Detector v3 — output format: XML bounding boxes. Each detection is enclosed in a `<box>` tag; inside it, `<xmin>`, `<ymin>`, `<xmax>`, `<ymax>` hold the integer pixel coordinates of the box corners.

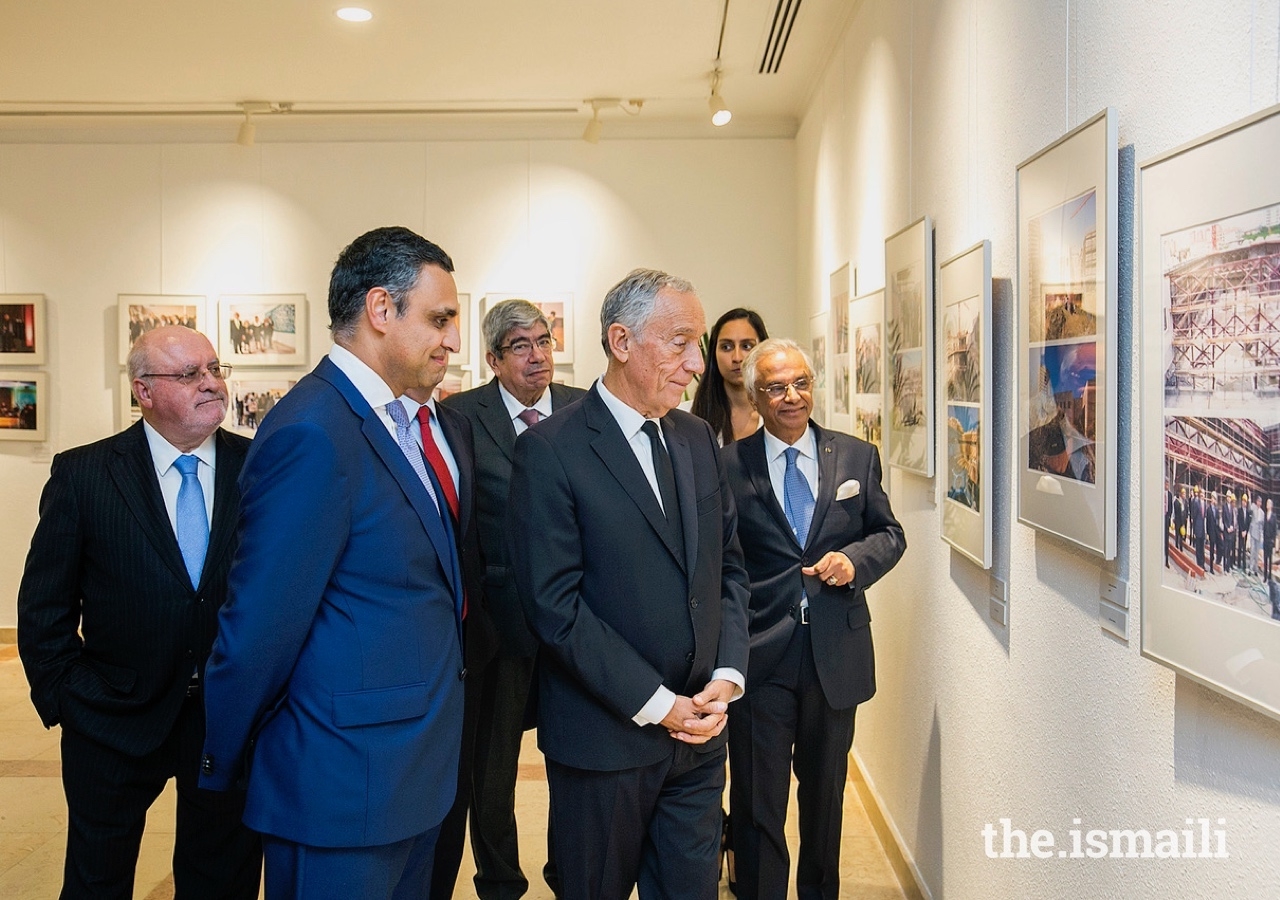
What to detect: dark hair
<box><xmin>328</xmin><ymin>226</ymin><xmax>454</xmax><ymax>339</ymax></box>
<box><xmin>690</xmin><ymin>307</ymin><xmax>768</xmax><ymax>444</ymax></box>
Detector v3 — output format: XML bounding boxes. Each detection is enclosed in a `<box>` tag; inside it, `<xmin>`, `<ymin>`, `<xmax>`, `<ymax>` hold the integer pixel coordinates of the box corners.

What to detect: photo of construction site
<box><xmin>1161</xmin><ymin>202</ymin><xmax>1280</xmax><ymax>623</ymax></box>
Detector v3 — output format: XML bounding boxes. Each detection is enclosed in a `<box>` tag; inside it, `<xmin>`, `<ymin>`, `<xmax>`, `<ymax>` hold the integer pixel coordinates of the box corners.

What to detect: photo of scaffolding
<box><xmin>1161</xmin><ymin>202</ymin><xmax>1280</xmax><ymax>624</ymax></box>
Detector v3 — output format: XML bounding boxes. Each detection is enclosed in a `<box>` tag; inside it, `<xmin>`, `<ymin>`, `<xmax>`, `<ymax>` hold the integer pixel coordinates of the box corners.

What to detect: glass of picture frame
<box><xmin>118</xmin><ymin>295</ymin><xmax>206</xmax><ymax>366</ymax></box>
<box><xmin>849</xmin><ymin>289</ymin><xmax>885</xmax><ymax>455</ymax></box>
<box><xmin>223</xmin><ymin>374</ymin><xmax>302</xmax><ymax>437</ymax></box>
<box><xmin>0</xmin><ymin>371</ymin><xmax>48</xmax><ymax>442</ymax></box>
<box><xmin>809</xmin><ymin>310</ymin><xmax>829</xmax><ymax>427</ymax></box>
<box><xmin>1016</xmin><ymin>109</ymin><xmax>1117</xmax><ymax>559</ymax></box>
<box><xmin>828</xmin><ymin>263</ymin><xmax>853</xmax><ymax>433</ymax></box>
<box><xmin>1140</xmin><ymin>102</ymin><xmax>1280</xmax><ymax>721</ymax></box>
<box><xmin>0</xmin><ymin>294</ymin><xmax>47</xmax><ymax>365</ymax></box>
<box><xmin>219</xmin><ymin>295</ymin><xmax>308</xmax><ymax>367</ymax></box>
<box><xmin>885</xmin><ymin>216</ymin><xmax>935</xmax><ymax>477</ymax></box>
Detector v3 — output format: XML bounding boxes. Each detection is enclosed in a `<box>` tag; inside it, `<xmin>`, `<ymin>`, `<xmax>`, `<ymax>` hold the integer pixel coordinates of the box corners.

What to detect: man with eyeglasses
<box><xmin>721</xmin><ymin>338</ymin><xmax>904</xmax><ymax>900</ymax></box>
<box><xmin>17</xmin><ymin>325</ymin><xmax>262</xmax><ymax>899</ymax></box>
<box><xmin>440</xmin><ymin>298</ymin><xmax>585</xmax><ymax>899</ymax></box>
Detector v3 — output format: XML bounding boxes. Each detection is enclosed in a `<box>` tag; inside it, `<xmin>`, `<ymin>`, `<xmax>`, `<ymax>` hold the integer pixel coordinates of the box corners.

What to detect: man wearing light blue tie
<box><xmin>201</xmin><ymin>226</ymin><xmax>466</xmax><ymax>899</ymax></box>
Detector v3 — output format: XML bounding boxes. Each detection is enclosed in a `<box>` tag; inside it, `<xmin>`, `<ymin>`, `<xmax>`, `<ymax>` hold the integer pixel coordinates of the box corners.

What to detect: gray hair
<box><xmin>599</xmin><ymin>268</ymin><xmax>696</xmax><ymax>354</ymax></box>
<box><xmin>742</xmin><ymin>337</ymin><xmax>813</xmax><ymax>395</ymax></box>
<box><xmin>125</xmin><ymin>338</ymin><xmax>152</xmax><ymax>382</ymax></box>
<box><xmin>482</xmin><ymin>299</ymin><xmax>550</xmax><ymax>356</ymax></box>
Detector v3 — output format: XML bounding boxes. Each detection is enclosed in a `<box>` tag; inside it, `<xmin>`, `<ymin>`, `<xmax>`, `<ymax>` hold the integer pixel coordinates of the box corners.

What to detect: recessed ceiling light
<box><xmin>336</xmin><ymin>7</ymin><xmax>373</xmax><ymax>23</ymax></box>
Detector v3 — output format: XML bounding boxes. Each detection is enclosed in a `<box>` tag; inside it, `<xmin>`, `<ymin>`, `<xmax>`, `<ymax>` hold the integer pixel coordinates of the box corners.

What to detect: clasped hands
<box><xmin>660</xmin><ymin>679</ymin><xmax>736</xmax><ymax>744</ymax></box>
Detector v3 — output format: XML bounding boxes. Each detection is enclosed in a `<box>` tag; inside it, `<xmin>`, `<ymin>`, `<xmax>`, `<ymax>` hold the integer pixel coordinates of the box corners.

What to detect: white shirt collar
<box><xmin>595</xmin><ymin>377</ymin><xmax>656</xmax><ymax>442</ymax></box>
<box><xmin>498</xmin><ymin>380</ymin><xmax>553</xmax><ymax>422</ymax></box>
<box><xmin>762</xmin><ymin>424</ymin><xmax>816</xmax><ymax>463</ymax></box>
<box><xmin>328</xmin><ymin>342</ymin><xmax>397</xmax><ymax>413</ymax></box>
<box><xmin>142</xmin><ymin>420</ymin><xmax>217</xmax><ymax>476</ymax></box>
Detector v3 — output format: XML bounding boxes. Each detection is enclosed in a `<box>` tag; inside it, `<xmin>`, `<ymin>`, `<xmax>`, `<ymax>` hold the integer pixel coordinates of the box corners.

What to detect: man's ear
<box><xmin>485</xmin><ymin>350</ymin><xmax>500</xmax><ymax>371</ymax></box>
<box><xmin>366</xmin><ymin>287</ymin><xmax>395</xmax><ymax>334</ymax></box>
<box><xmin>132</xmin><ymin>377</ymin><xmax>155</xmax><ymax>411</ymax></box>
<box><xmin>606</xmin><ymin>323</ymin><xmax>630</xmax><ymax>363</ymax></box>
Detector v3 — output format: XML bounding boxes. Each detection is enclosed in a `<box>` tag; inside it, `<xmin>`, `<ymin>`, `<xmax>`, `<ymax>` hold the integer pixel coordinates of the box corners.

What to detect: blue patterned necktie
<box><xmin>386</xmin><ymin>399</ymin><xmax>441</xmax><ymax>512</ymax></box>
<box><xmin>174</xmin><ymin>454</ymin><xmax>209</xmax><ymax>589</ymax></box>
<box><xmin>783</xmin><ymin>446</ymin><xmax>815</xmax><ymax>547</ymax></box>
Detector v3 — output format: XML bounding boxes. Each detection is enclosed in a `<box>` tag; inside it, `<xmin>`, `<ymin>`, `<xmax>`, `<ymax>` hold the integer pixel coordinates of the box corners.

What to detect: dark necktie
<box><xmin>640</xmin><ymin>420</ymin><xmax>683</xmax><ymax>558</ymax></box>
<box><xmin>517</xmin><ymin>407</ymin><xmax>541</xmax><ymax>429</ymax></box>
<box><xmin>417</xmin><ymin>405</ymin><xmax>460</xmax><ymax>522</ymax></box>
<box><xmin>173</xmin><ymin>454</ymin><xmax>208</xmax><ymax>589</ymax></box>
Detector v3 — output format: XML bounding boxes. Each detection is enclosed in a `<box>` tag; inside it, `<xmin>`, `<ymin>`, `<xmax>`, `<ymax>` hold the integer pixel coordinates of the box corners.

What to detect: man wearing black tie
<box><xmin>17</xmin><ymin>325</ymin><xmax>261</xmax><ymax>899</ymax></box>
<box><xmin>508</xmin><ymin>269</ymin><xmax>750</xmax><ymax>899</ymax></box>
<box><xmin>441</xmin><ymin>298</ymin><xmax>585</xmax><ymax>898</ymax></box>
<box><xmin>722</xmin><ymin>338</ymin><xmax>905</xmax><ymax>900</ymax></box>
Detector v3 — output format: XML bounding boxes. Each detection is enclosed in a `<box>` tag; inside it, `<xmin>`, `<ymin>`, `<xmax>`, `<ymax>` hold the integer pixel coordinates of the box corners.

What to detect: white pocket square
<box><xmin>835</xmin><ymin>479</ymin><xmax>861</xmax><ymax>500</ymax></box>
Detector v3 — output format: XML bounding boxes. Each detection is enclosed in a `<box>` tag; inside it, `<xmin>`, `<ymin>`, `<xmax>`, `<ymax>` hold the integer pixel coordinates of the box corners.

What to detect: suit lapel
<box><xmin>108</xmin><ymin>421</ymin><xmax>192</xmax><ymax>588</ymax></box>
<box><xmin>742</xmin><ymin>430</ymin><xmax>800</xmax><ymax>550</ymax></box>
<box><xmin>584</xmin><ymin>389</ymin><xmax>684</xmax><ymax>568</ymax></box>
<box><xmin>202</xmin><ymin>429</ymin><xmax>244</xmax><ymax>589</ymax></box>
<box><xmin>806</xmin><ymin>424</ymin><xmax>836</xmax><ymax>552</ymax></box>
<box><xmin>476</xmin><ymin>378</ymin><xmax>518</xmax><ymax>465</ymax></box>
<box><xmin>664</xmin><ymin>418</ymin><xmax>695</xmax><ymax>575</ymax></box>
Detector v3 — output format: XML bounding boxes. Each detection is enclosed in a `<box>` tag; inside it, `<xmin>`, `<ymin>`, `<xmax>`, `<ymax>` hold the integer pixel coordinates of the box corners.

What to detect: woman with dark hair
<box><xmin>691</xmin><ymin>307</ymin><xmax>769</xmax><ymax>445</ymax></box>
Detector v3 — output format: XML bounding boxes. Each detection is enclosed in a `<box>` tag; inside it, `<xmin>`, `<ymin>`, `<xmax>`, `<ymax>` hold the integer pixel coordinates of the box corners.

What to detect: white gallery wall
<box><xmin>0</xmin><ymin>137</ymin><xmax>796</xmax><ymax>628</ymax></box>
<box><xmin>797</xmin><ymin>0</ymin><xmax>1280</xmax><ymax>897</ymax></box>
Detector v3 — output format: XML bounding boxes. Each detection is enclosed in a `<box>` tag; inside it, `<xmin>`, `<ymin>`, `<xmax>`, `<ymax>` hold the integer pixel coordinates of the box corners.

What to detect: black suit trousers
<box><xmin>728</xmin><ymin>623</ymin><xmax>856</xmax><ymax>900</ymax></box>
<box><xmin>59</xmin><ymin>694</ymin><xmax>261</xmax><ymax>900</ymax></box>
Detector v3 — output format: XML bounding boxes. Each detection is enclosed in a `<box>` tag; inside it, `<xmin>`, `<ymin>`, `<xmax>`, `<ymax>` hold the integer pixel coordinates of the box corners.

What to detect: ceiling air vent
<box><xmin>759</xmin><ymin>0</ymin><xmax>803</xmax><ymax>74</ymax></box>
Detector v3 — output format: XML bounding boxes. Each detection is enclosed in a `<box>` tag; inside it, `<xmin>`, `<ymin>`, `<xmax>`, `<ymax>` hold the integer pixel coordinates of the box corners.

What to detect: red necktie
<box><xmin>417</xmin><ymin>404</ymin><xmax>466</xmax><ymax>619</ymax></box>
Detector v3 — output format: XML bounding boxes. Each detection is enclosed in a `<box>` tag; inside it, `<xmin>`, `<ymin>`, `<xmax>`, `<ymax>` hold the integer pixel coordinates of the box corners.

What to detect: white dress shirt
<box><xmin>593</xmin><ymin>379</ymin><xmax>745</xmax><ymax>725</ymax></box>
<box><xmin>143</xmin><ymin>422</ymin><xmax>216</xmax><ymax>532</ymax></box>
<box><xmin>498</xmin><ymin>381</ymin><xmax>554</xmax><ymax>436</ymax></box>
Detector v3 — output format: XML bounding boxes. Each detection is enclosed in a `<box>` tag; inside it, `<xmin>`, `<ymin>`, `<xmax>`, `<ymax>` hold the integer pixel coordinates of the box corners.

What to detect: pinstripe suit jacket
<box><xmin>17</xmin><ymin>420</ymin><xmax>250</xmax><ymax>756</ymax></box>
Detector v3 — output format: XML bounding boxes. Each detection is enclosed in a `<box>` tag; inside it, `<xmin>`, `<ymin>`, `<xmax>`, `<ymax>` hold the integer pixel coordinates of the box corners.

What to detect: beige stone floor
<box><xmin>0</xmin><ymin>643</ymin><xmax>905</xmax><ymax>899</ymax></box>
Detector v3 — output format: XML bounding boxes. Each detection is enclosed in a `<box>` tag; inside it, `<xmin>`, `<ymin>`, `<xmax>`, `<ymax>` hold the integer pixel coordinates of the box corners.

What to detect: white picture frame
<box><xmin>219</xmin><ymin>294</ymin><xmax>308</xmax><ymax>367</ymax></box>
<box><xmin>885</xmin><ymin>216</ymin><xmax>935</xmax><ymax>476</ymax></box>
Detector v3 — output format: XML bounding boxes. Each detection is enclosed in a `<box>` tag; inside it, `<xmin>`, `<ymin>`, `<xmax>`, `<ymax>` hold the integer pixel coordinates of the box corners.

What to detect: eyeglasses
<box><xmin>756</xmin><ymin>377</ymin><xmax>812</xmax><ymax>400</ymax></box>
<box><xmin>140</xmin><ymin>364</ymin><xmax>233</xmax><ymax>386</ymax></box>
<box><xmin>497</xmin><ymin>335</ymin><xmax>555</xmax><ymax>358</ymax></box>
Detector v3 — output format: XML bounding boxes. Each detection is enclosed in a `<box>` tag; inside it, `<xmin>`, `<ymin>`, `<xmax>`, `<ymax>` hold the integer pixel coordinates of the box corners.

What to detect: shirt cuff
<box><xmin>711</xmin><ymin>667</ymin><xmax>745</xmax><ymax>702</ymax></box>
<box><xmin>633</xmin><ymin>685</ymin><xmax>677</xmax><ymax>726</ymax></box>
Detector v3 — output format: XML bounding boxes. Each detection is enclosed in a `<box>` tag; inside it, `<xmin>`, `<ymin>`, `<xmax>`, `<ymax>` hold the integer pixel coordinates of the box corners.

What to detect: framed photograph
<box><xmin>828</xmin><ymin>264</ymin><xmax>853</xmax><ymax>432</ymax></box>
<box><xmin>1017</xmin><ymin>108</ymin><xmax>1117</xmax><ymax>558</ymax></box>
<box><xmin>453</xmin><ymin>293</ymin><xmax>472</xmax><ymax>368</ymax></box>
<box><xmin>885</xmin><ymin>216</ymin><xmax>935</xmax><ymax>476</ymax></box>
<box><xmin>0</xmin><ymin>371</ymin><xmax>48</xmax><ymax>441</ymax></box>
<box><xmin>219</xmin><ymin>295</ymin><xmax>307</xmax><ymax>367</ymax></box>
<box><xmin>118</xmin><ymin>295</ymin><xmax>206</xmax><ymax>366</ymax></box>
<box><xmin>0</xmin><ymin>294</ymin><xmax>47</xmax><ymax>364</ymax></box>
<box><xmin>849</xmin><ymin>289</ymin><xmax>885</xmax><ymax>453</ymax></box>
<box><xmin>119</xmin><ymin>371</ymin><xmax>142</xmax><ymax>429</ymax></box>
<box><xmin>481</xmin><ymin>293</ymin><xmax>573</xmax><ymax>365</ymax></box>
<box><xmin>433</xmin><ymin>369</ymin><xmax>473</xmax><ymax>404</ymax></box>
<box><xmin>1140</xmin><ymin>103</ymin><xmax>1280</xmax><ymax>721</ymax></box>
<box><xmin>938</xmin><ymin>241</ymin><xmax>992</xmax><ymax>569</ymax></box>
<box><xmin>809</xmin><ymin>311</ymin><xmax>829</xmax><ymax>427</ymax></box>
<box><xmin>224</xmin><ymin>374</ymin><xmax>301</xmax><ymax>437</ymax></box>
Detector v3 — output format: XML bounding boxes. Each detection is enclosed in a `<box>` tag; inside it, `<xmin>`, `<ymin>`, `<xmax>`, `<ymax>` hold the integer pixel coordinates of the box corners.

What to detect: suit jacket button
<box><xmin>459</xmin><ymin>668</ymin><xmax>467</xmax><ymax>681</ymax></box>
<box><xmin>689</xmin><ymin>597</ymin><xmax>699</xmax><ymax>609</ymax></box>
<box><xmin>788</xmin><ymin>604</ymin><xmax>797</xmax><ymax>616</ymax></box>
<box><xmin>686</xmin><ymin>652</ymin><xmax>695</xmax><ymax>663</ymax></box>
<box><xmin>201</xmin><ymin>753</ymin><xmax>214</xmax><ymax>775</ymax></box>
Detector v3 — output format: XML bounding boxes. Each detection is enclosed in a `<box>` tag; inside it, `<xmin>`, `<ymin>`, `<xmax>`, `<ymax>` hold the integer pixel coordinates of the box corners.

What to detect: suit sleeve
<box><xmin>200</xmin><ymin>420</ymin><xmax>351</xmax><ymax>790</ymax></box>
<box><xmin>16</xmin><ymin>453</ymin><xmax>84</xmax><ymax>727</ymax></box>
<box><xmin>508</xmin><ymin>427</ymin><xmax>669</xmax><ymax>722</ymax></box>
<box><xmin>845</xmin><ymin>444</ymin><xmax>906</xmax><ymax>592</ymax></box>
<box><xmin>713</xmin><ymin>430</ymin><xmax>751</xmax><ymax>682</ymax></box>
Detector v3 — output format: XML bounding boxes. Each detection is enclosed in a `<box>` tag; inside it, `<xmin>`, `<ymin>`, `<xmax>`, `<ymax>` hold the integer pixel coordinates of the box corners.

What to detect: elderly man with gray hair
<box><xmin>507</xmin><ymin>269</ymin><xmax>750</xmax><ymax>899</ymax></box>
<box><xmin>441</xmin><ymin>298</ymin><xmax>585</xmax><ymax>898</ymax></box>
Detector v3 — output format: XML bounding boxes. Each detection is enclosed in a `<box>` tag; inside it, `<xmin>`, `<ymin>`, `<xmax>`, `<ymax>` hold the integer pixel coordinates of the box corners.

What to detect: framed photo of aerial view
<box><xmin>0</xmin><ymin>371</ymin><xmax>48</xmax><ymax>441</ymax></box>
<box><xmin>0</xmin><ymin>294</ymin><xmax>47</xmax><ymax>365</ymax></box>
<box><xmin>1140</xmin><ymin>102</ymin><xmax>1280</xmax><ymax>722</ymax></box>
<box><xmin>118</xmin><ymin>295</ymin><xmax>206</xmax><ymax>366</ymax></box>
<box><xmin>938</xmin><ymin>241</ymin><xmax>992</xmax><ymax>569</ymax></box>
<box><xmin>849</xmin><ymin>289</ymin><xmax>885</xmax><ymax>454</ymax></box>
<box><xmin>885</xmin><ymin>216</ymin><xmax>935</xmax><ymax>476</ymax></box>
<box><xmin>219</xmin><ymin>295</ymin><xmax>307</xmax><ymax>367</ymax></box>
<box><xmin>1017</xmin><ymin>108</ymin><xmax>1117</xmax><ymax>558</ymax></box>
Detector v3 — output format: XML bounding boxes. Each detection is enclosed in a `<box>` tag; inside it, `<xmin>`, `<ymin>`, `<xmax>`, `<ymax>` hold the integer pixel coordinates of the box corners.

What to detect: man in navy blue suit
<box><xmin>201</xmin><ymin>226</ymin><xmax>466</xmax><ymax>899</ymax></box>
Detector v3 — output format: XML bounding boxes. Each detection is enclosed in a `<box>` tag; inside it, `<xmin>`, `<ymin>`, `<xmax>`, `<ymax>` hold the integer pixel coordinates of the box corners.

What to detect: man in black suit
<box><xmin>508</xmin><ymin>269</ymin><xmax>750</xmax><ymax>899</ymax></box>
<box><xmin>1190</xmin><ymin>485</ymin><xmax>1206</xmax><ymax>570</ymax></box>
<box><xmin>722</xmin><ymin>338</ymin><xmax>905</xmax><ymax>900</ymax></box>
<box><xmin>1206</xmin><ymin>490</ymin><xmax>1221</xmax><ymax>574</ymax></box>
<box><xmin>400</xmin><ymin>376</ymin><xmax>501</xmax><ymax>900</ymax></box>
<box><xmin>441</xmin><ymin>298</ymin><xmax>586</xmax><ymax>899</ymax></box>
<box><xmin>17</xmin><ymin>325</ymin><xmax>261</xmax><ymax>899</ymax></box>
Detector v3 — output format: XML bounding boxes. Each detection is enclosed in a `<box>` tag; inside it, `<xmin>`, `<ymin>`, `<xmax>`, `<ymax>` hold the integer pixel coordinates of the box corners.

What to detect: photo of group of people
<box><xmin>1161</xmin><ymin>202</ymin><xmax>1280</xmax><ymax>624</ymax></box>
<box><xmin>0</xmin><ymin>375</ymin><xmax>44</xmax><ymax>441</ymax></box>
<box><xmin>0</xmin><ymin>304</ymin><xmax>36</xmax><ymax>355</ymax></box>
<box><xmin>120</xmin><ymin>299</ymin><xmax>203</xmax><ymax>364</ymax></box>
<box><xmin>226</xmin><ymin>379</ymin><xmax>297</xmax><ymax>436</ymax></box>
<box><xmin>220</xmin><ymin>297</ymin><xmax>304</xmax><ymax>365</ymax></box>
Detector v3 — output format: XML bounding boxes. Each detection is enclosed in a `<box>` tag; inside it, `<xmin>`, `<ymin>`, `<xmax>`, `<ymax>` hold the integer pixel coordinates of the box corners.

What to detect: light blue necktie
<box><xmin>386</xmin><ymin>400</ymin><xmax>441</xmax><ymax>512</ymax></box>
<box><xmin>783</xmin><ymin>446</ymin><xmax>815</xmax><ymax>547</ymax></box>
<box><xmin>174</xmin><ymin>454</ymin><xmax>208</xmax><ymax>589</ymax></box>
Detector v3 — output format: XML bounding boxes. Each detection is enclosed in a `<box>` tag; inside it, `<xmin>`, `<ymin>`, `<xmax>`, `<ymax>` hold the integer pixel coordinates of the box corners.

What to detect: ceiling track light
<box><xmin>708</xmin><ymin>69</ymin><xmax>731</xmax><ymax>127</ymax></box>
<box><xmin>234</xmin><ymin>100</ymin><xmax>290</xmax><ymax>146</ymax></box>
<box><xmin>581</xmin><ymin>98</ymin><xmax>645</xmax><ymax>144</ymax></box>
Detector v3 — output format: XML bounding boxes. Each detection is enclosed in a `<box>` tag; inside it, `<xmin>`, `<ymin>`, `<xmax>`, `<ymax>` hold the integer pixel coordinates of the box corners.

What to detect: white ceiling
<box><xmin>0</xmin><ymin>0</ymin><xmax>856</xmax><ymax>142</ymax></box>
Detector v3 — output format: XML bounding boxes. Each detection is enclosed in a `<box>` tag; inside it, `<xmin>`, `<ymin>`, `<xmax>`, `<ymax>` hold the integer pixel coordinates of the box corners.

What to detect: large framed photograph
<box><xmin>938</xmin><ymin>241</ymin><xmax>992</xmax><ymax>569</ymax></box>
<box><xmin>0</xmin><ymin>371</ymin><xmax>48</xmax><ymax>441</ymax></box>
<box><xmin>118</xmin><ymin>295</ymin><xmax>206</xmax><ymax>366</ymax></box>
<box><xmin>219</xmin><ymin>295</ymin><xmax>307</xmax><ymax>367</ymax></box>
<box><xmin>1140</xmin><ymin>103</ymin><xmax>1280</xmax><ymax>721</ymax></box>
<box><xmin>481</xmin><ymin>293</ymin><xmax>573</xmax><ymax>365</ymax></box>
<box><xmin>849</xmin><ymin>289</ymin><xmax>885</xmax><ymax>453</ymax></box>
<box><xmin>224</xmin><ymin>374</ymin><xmax>301</xmax><ymax>437</ymax></box>
<box><xmin>885</xmin><ymin>216</ymin><xmax>935</xmax><ymax>476</ymax></box>
<box><xmin>828</xmin><ymin>264</ymin><xmax>853</xmax><ymax>433</ymax></box>
<box><xmin>0</xmin><ymin>294</ymin><xmax>47</xmax><ymax>365</ymax></box>
<box><xmin>1017</xmin><ymin>108</ymin><xmax>1117</xmax><ymax>558</ymax></box>
<box><xmin>809</xmin><ymin>311</ymin><xmax>829</xmax><ymax>426</ymax></box>
<box><xmin>119</xmin><ymin>371</ymin><xmax>142</xmax><ymax>429</ymax></box>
